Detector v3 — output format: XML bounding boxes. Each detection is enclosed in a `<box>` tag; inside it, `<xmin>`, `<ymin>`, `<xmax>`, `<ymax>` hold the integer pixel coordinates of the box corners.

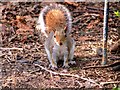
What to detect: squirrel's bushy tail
<box><xmin>37</xmin><ymin>4</ymin><xmax>72</xmax><ymax>37</ymax></box>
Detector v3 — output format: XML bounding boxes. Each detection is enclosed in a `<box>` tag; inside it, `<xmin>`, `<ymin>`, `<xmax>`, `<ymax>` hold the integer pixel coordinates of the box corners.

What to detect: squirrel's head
<box><xmin>53</xmin><ymin>28</ymin><xmax>67</xmax><ymax>46</ymax></box>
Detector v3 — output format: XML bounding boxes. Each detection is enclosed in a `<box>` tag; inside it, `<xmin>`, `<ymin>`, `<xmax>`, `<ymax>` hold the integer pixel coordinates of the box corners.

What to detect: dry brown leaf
<box><xmin>78</xmin><ymin>36</ymin><xmax>96</xmax><ymax>41</ymax></box>
<box><xmin>16</xmin><ymin>28</ymin><xmax>33</xmax><ymax>36</ymax></box>
<box><xmin>87</xmin><ymin>20</ymin><xmax>100</xmax><ymax>29</ymax></box>
<box><xmin>65</xmin><ymin>0</ymin><xmax>79</xmax><ymax>7</ymax></box>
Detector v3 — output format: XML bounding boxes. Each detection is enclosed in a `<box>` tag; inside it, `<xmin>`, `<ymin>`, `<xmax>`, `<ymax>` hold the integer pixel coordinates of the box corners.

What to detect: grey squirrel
<box><xmin>36</xmin><ymin>4</ymin><xmax>75</xmax><ymax>69</ymax></box>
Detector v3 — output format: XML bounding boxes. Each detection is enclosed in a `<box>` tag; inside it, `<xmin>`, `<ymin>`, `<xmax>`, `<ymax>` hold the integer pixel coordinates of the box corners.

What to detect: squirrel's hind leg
<box><xmin>63</xmin><ymin>52</ymin><xmax>69</xmax><ymax>68</ymax></box>
<box><xmin>68</xmin><ymin>37</ymin><xmax>76</xmax><ymax>65</ymax></box>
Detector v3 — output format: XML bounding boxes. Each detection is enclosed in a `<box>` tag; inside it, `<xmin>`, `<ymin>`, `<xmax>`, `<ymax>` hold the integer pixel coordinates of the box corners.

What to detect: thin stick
<box><xmin>34</xmin><ymin>64</ymin><xmax>101</xmax><ymax>87</ymax></box>
<box><xmin>34</xmin><ymin>64</ymin><xmax>79</xmax><ymax>78</ymax></box>
<box><xmin>0</xmin><ymin>47</ymin><xmax>23</xmax><ymax>51</ymax></box>
<box><xmin>100</xmin><ymin>81</ymin><xmax>120</xmax><ymax>85</ymax></box>
<box><xmin>83</xmin><ymin>61</ymin><xmax>120</xmax><ymax>69</ymax></box>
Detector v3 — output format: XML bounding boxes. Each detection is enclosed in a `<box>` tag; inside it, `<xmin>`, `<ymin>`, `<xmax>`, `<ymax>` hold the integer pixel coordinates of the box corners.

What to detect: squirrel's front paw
<box><xmin>36</xmin><ymin>25</ymin><xmax>41</xmax><ymax>30</ymax></box>
<box><xmin>49</xmin><ymin>64</ymin><xmax>58</xmax><ymax>70</ymax></box>
<box><xmin>62</xmin><ymin>63</ymin><xmax>70</xmax><ymax>68</ymax></box>
<box><xmin>69</xmin><ymin>61</ymin><xmax>76</xmax><ymax>65</ymax></box>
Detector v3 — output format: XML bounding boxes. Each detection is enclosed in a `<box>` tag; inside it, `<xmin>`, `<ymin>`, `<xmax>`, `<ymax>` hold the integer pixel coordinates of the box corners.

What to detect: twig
<box><xmin>86</xmin><ymin>7</ymin><xmax>104</xmax><ymax>11</ymax></box>
<box><xmin>91</xmin><ymin>57</ymin><xmax>120</xmax><ymax>61</ymax></box>
<box><xmin>0</xmin><ymin>54</ymin><xmax>5</xmax><ymax>57</ymax></box>
<box><xmin>83</xmin><ymin>61</ymin><xmax>120</xmax><ymax>69</ymax></box>
<box><xmin>34</xmin><ymin>64</ymin><xmax>102</xmax><ymax>87</ymax></box>
<box><xmin>72</xmin><ymin>16</ymin><xmax>81</xmax><ymax>23</ymax></box>
<box><xmin>100</xmin><ymin>81</ymin><xmax>120</xmax><ymax>85</ymax></box>
<box><xmin>83</xmin><ymin>13</ymin><xmax>100</xmax><ymax>17</ymax></box>
<box><xmin>34</xmin><ymin>64</ymin><xmax>79</xmax><ymax>78</ymax></box>
<box><xmin>86</xmin><ymin>6</ymin><xmax>113</xmax><ymax>12</ymax></box>
<box><xmin>0</xmin><ymin>47</ymin><xmax>23</xmax><ymax>51</ymax></box>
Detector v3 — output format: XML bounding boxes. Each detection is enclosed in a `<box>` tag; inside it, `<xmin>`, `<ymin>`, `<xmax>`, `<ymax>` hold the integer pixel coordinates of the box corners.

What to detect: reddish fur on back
<box><xmin>45</xmin><ymin>9</ymin><xmax>66</xmax><ymax>34</ymax></box>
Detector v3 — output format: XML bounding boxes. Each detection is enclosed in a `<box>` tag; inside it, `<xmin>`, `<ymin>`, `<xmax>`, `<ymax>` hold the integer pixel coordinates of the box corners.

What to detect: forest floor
<box><xmin>0</xmin><ymin>2</ymin><xmax>120</xmax><ymax>89</ymax></box>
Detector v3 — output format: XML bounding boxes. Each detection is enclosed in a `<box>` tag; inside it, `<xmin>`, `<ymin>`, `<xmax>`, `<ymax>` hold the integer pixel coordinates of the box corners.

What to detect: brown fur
<box><xmin>54</xmin><ymin>29</ymin><xmax>66</xmax><ymax>45</ymax></box>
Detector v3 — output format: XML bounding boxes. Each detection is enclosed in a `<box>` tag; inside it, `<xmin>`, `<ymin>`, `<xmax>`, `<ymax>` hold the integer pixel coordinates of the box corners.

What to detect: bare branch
<box><xmin>0</xmin><ymin>47</ymin><xmax>23</xmax><ymax>51</ymax></box>
<box><xmin>100</xmin><ymin>81</ymin><xmax>120</xmax><ymax>85</ymax></box>
<box><xmin>34</xmin><ymin>64</ymin><xmax>102</xmax><ymax>87</ymax></box>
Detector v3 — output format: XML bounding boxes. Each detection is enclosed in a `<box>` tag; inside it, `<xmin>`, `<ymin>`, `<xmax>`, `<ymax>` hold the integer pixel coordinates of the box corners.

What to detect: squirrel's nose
<box><xmin>60</xmin><ymin>42</ymin><xmax>62</xmax><ymax>45</ymax></box>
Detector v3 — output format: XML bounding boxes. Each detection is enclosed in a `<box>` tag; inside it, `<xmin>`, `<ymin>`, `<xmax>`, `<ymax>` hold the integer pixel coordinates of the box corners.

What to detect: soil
<box><xmin>0</xmin><ymin>2</ymin><xmax>120</xmax><ymax>89</ymax></box>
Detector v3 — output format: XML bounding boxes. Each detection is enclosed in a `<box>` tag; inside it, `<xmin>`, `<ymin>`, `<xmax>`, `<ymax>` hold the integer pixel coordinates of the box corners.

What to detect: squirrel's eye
<box><xmin>54</xmin><ymin>36</ymin><xmax>56</xmax><ymax>38</ymax></box>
